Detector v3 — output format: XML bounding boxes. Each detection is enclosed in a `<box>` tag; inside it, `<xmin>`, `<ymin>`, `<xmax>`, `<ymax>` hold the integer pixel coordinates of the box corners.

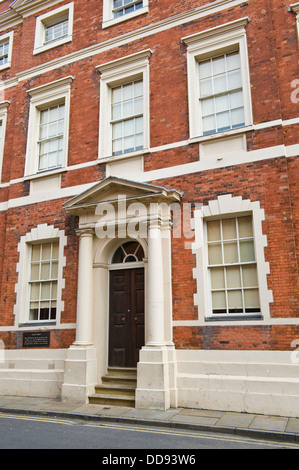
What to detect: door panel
<box><xmin>109</xmin><ymin>268</ymin><xmax>144</xmax><ymax>367</ymax></box>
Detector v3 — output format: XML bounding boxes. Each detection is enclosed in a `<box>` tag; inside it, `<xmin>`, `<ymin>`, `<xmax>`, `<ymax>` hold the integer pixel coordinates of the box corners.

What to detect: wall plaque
<box><xmin>22</xmin><ymin>331</ymin><xmax>50</xmax><ymax>348</ymax></box>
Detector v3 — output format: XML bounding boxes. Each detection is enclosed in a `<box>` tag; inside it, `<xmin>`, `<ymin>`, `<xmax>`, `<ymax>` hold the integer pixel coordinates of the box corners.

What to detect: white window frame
<box><xmin>14</xmin><ymin>224</ymin><xmax>67</xmax><ymax>326</ymax></box>
<box><xmin>290</xmin><ymin>3</ymin><xmax>299</xmax><ymax>40</ymax></box>
<box><xmin>102</xmin><ymin>0</ymin><xmax>148</xmax><ymax>29</ymax></box>
<box><xmin>0</xmin><ymin>31</ymin><xmax>13</xmax><ymax>71</ymax></box>
<box><xmin>0</xmin><ymin>101</ymin><xmax>9</xmax><ymax>182</ymax></box>
<box><xmin>97</xmin><ymin>50</ymin><xmax>152</xmax><ymax>161</ymax></box>
<box><xmin>25</xmin><ymin>76</ymin><xmax>74</xmax><ymax>178</ymax></box>
<box><xmin>182</xmin><ymin>18</ymin><xmax>253</xmax><ymax>141</ymax></box>
<box><xmin>192</xmin><ymin>194</ymin><xmax>273</xmax><ymax>324</ymax></box>
<box><xmin>33</xmin><ymin>2</ymin><xmax>74</xmax><ymax>55</ymax></box>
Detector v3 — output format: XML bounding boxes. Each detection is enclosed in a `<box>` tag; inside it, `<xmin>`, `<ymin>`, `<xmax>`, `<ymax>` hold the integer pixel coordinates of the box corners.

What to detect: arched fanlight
<box><xmin>112</xmin><ymin>241</ymin><xmax>144</xmax><ymax>264</ymax></box>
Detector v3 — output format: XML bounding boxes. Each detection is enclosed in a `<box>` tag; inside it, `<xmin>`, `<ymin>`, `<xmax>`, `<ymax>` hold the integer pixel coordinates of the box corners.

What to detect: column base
<box><xmin>135</xmin><ymin>344</ymin><xmax>178</xmax><ymax>410</ymax></box>
<box><xmin>61</xmin><ymin>344</ymin><xmax>97</xmax><ymax>404</ymax></box>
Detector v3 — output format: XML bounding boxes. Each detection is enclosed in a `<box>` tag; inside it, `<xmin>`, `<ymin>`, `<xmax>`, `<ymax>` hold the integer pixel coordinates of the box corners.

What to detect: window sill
<box><xmin>33</xmin><ymin>36</ymin><xmax>72</xmax><ymax>55</ymax></box>
<box><xmin>205</xmin><ymin>314</ymin><xmax>263</xmax><ymax>322</ymax></box>
<box><xmin>189</xmin><ymin>125</ymin><xmax>254</xmax><ymax>145</ymax></box>
<box><xmin>102</xmin><ymin>7</ymin><xmax>148</xmax><ymax>29</ymax></box>
<box><xmin>0</xmin><ymin>63</ymin><xmax>11</xmax><ymax>72</ymax></box>
<box><xmin>24</xmin><ymin>167</ymin><xmax>67</xmax><ymax>182</ymax></box>
<box><xmin>18</xmin><ymin>322</ymin><xmax>56</xmax><ymax>327</ymax></box>
<box><xmin>98</xmin><ymin>148</ymin><xmax>148</xmax><ymax>164</ymax></box>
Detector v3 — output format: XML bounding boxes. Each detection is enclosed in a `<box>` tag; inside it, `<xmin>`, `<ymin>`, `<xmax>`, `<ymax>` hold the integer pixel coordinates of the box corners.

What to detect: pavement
<box><xmin>1</xmin><ymin>395</ymin><xmax>299</xmax><ymax>445</ymax></box>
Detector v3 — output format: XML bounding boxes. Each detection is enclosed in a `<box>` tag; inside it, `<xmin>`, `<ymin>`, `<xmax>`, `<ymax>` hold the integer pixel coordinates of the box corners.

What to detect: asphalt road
<box><xmin>0</xmin><ymin>412</ymin><xmax>298</xmax><ymax>451</ymax></box>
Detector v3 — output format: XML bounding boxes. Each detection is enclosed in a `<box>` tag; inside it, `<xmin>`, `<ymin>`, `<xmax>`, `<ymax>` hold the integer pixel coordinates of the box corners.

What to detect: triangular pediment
<box><xmin>64</xmin><ymin>177</ymin><xmax>182</xmax><ymax>215</ymax></box>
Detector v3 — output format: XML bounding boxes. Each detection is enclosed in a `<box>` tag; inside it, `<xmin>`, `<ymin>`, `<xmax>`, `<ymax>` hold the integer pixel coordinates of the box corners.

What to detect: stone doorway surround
<box><xmin>61</xmin><ymin>176</ymin><xmax>182</xmax><ymax>409</ymax></box>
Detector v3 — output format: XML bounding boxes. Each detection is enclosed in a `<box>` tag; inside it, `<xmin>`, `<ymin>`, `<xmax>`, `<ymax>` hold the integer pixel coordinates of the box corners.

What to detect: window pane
<box><xmin>112</xmin><ymin>86</ymin><xmax>121</xmax><ymax>103</ymax></box>
<box><xmin>42</xmin><ymin>244</ymin><xmax>51</xmax><ymax>260</ymax></box>
<box><xmin>41</xmin><ymin>282</ymin><xmax>51</xmax><ymax>300</ymax></box>
<box><xmin>215</xmin><ymin>95</ymin><xmax>228</xmax><ymax>113</ymax></box>
<box><xmin>52</xmin><ymin>282</ymin><xmax>58</xmax><ymax>299</ymax></box>
<box><xmin>213</xmin><ymin>74</ymin><xmax>226</xmax><ymax>94</ymax></box>
<box><xmin>222</xmin><ymin>218</ymin><xmax>237</xmax><ymax>240</ymax></box>
<box><xmin>203</xmin><ymin>115</ymin><xmax>216</xmax><ymax>134</ymax></box>
<box><xmin>216</xmin><ymin>111</ymin><xmax>230</xmax><ymax>131</ymax></box>
<box><xmin>212</xmin><ymin>291</ymin><xmax>226</xmax><ymax>312</ymax></box>
<box><xmin>226</xmin><ymin>52</ymin><xmax>240</xmax><ymax>71</ymax></box>
<box><xmin>199</xmin><ymin>60</ymin><xmax>212</xmax><ymax>79</ymax></box>
<box><xmin>30</xmin><ymin>283</ymin><xmax>40</xmax><ymax>301</ymax></box>
<box><xmin>238</xmin><ymin>216</ymin><xmax>253</xmax><ymax>238</ymax></box>
<box><xmin>223</xmin><ymin>242</ymin><xmax>238</xmax><ymax>263</ymax></box>
<box><xmin>207</xmin><ymin>220</ymin><xmax>221</xmax><ymax>241</ymax></box>
<box><xmin>208</xmin><ymin>243</ymin><xmax>222</xmax><ymax>265</ymax></box>
<box><xmin>123</xmin><ymin>100</ymin><xmax>134</xmax><ymax>118</ymax></box>
<box><xmin>202</xmin><ymin>98</ymin><xmax>214</xmax><ymax>117</ymax></box>
<box><xmin>239</xmin><ymin>240</ymin><xmax>255</xmax><ymax>262</ymax></box>
<box><xmin>29</xmin><ymin>305</ymin><xmax>39</xmax><ymax>321</ymax></box>
<box><xmin>41</xmin><ymin>262</ymin><xmax>50</xmax><ymax>280</ymax></box>
<box><xmin>200</xmin><ymin>78</ymin><xmax>213</xmax><ymax>97</ymax></box>
<box><xmin>226</xmin><ymin>266</ymin><xmax>241</xmax><ymax>288</ymax></box>
<box><xmin>229</xmin><ymin>90</ymin><xmax>244</xmax><ymax>109</ymax></box>
<box><xmin>228</xmin><ymin>290</ymin><xmax>243</xmax><ymax>311</ymax></box>
<box><xmin>244</xmin><ymin>289</ymin><xmax>260</xmax><ymax>309</ymax></box>
<box><xmin>228</xmin><ymin>70</ymin><xmax>242</xmax><ymax>90</ymax></box>
<box><xmin>242</xmin><ymin>264</ymin><xmax>258</xmax><ymax>287</ymax></box>
<box><xmin>123</xmin><ymin>82</ymin><xmax>133</xmax><ymax>100</ymax></box>
<box><xmin>112</xmin><ymin>103</ymin><xmax>122</xmax><ymax>120</ymax></box>
<box><xmin>134</xmin><ymin>97</ymin><xmax>143</xmax><ymax>115</ymax></box>
<box><xmin>32</xmin><ymin>245</ymin><xmax>41</xmax><ymax>262</ymax></box>
<box><xmin>210</xmin><ymin>267</ymin><xmax>225</xmax><ymax>289</ymax></box>
<box><xmin>212</xmin><ymin>56</ymin><xmax>225</xmax><ymax>75</ymax></box>
<box><xmin>112</xmin><ymin>122</ymin><xmax>122</xmax><ymax>139</ymax></box>
<box><xmin>124</xmin><ymin>119</ymin><xmax>135</xmax><ymax>136</ymax></box>
<box><xmin>31</xmin><ymin>264</ymin><xmax>40</xmax><ymax>281</ymax></box>
<box><xmin>231</xmin><ymin>108</ymin><xmax>245</xmax><ymax>128</ymax></box>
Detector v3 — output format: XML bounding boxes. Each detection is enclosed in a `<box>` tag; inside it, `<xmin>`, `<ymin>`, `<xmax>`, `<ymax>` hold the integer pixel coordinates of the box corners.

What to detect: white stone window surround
<box><xmin>0</xmin><ymin>101</ymin><xmax>9</xmax><ymax>183</ymax></box>
<box><xmin>96</xmin><ymin>49</ymin><xmax>152</xmax><ymax>162</ymax></box>
<box><xmin>33</xmin><ymin>2</ymin><xmax>74</xmax><ymax>55</ymax></box>
<box><xmin>182</xmin><ymin>17</ymin><xmax>253</xmax><ymax>142</ymax></box>
<box><xmin>102</xmin><ymin>0</ymin><xmax>148</xmax><ymax>29</ymax></box>
<box><xmin>0</xmin><ymin>31</ymin><xmax>13</xmax><ymax>71</ymax></box>
<box><xmin>191</xmin><ymin>194</ymin><xmax>273</xmax><ymax>324</ymax></box>
<box><xmin>25</xmin><ymin>76</ymin><xmax>74</xmax><ymax>178</ymax></box>
<box><xmin>290</xmin><ymin>3</ymin><xmax>299</xmax><ymax>40</ymax></box>
<box><xmin>14</xmin><ymin>224</ymin><xmax>67</xmax><ymax>326</ymax></box>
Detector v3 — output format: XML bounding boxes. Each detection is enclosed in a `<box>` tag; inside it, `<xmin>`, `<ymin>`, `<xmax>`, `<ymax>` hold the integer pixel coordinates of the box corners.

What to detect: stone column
<box><xmin>135</xmin><ymin>213</ymin><xmax>177</xmax><ymax>410</ymax></box>
<box><xmin>147</xmin><ymin>217</ymin><xmax>165</xmax><ymax>346</ymax></box>
<box><xmin>61</xmin><ymin>228</ymin><xmax>97</xmax><ymax>404</ymax></box>
<box><xmin>74</xmin><ymin>229</ymin><xmax>94</xmax><ymax>346</ymax></box>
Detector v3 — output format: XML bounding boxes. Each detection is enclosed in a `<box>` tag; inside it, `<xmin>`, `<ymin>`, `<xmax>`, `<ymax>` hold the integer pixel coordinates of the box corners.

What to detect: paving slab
<box><xmin>285</xmin><ymin>418</ymin><xmax>299</xmax><ymax>434</ymax></box>
<box><xmin>215</xmin><ymin>412</ymin><xmax>256</xmax><ymax>428</ymax></box>
<box><xmin>171</xmin><ymin>413</ymin><xmax>219</xmax><ymax>426</ymax></box>
<box><xmin>179</xmin><ymin>409</ymin><xmax>224</xmax><ymax>419</ymax></box>
<box><xmin>125</xmin><ymin>408</ymin><xmax>181</xmax><ymax>421</ymax></box>
<box><xmin>249</xmin><ymin>416</ymin><xmax>288</xmax><ymax>432</ymax></box>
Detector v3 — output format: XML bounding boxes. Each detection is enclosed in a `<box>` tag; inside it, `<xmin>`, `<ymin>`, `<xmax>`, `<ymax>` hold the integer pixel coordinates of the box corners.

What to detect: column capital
<box><xmin>75</xmin><ymin>228</ymin><xmax>95</xmax><ymax>239</ymax></box>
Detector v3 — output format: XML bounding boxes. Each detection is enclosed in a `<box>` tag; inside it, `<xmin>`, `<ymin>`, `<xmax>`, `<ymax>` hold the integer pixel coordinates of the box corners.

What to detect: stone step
<box><xmin>89</xmin><ymin>393</ymin><xmax>135</xmax><ymax>407</ymax></box>
<box><xmin>94</xmin><ymin>383</ymin><xmax>136</xmax><ymax>396</ymax></box>
<box><xmin>89</xmin><ymin>367</ymin><xmax>137</xmax><ymax>407</ymax></box>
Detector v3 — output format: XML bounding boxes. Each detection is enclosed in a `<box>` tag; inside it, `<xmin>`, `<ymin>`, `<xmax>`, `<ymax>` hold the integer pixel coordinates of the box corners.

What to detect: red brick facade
<box><xmin>0</xmin><ymin>0</ymin><xmax>298</xmax><ymax>354</ymax></box>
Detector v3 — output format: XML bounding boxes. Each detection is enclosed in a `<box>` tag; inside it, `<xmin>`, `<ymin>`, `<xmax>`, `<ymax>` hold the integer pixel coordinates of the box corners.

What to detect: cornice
<box><xmin>0</xmin><ymin>0</ymin><xmax>62</xmax><ymax>30</ymax></box>
<box><xmin>182</xmin><ymin>17</ymin><xmax>250</xmax><ymax>46</ymax></box>
<box><xmin>290</xmin><ymin>3</ymin><xmax>299</xmax><ymax>14</ymax></box>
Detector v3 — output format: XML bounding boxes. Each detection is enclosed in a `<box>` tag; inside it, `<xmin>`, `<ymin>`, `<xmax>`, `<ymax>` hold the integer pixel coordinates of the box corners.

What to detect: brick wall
<box><xmin>0</xmin><ymin>0</ymin><xmax>298</xmax><ymax>351</ymax></box>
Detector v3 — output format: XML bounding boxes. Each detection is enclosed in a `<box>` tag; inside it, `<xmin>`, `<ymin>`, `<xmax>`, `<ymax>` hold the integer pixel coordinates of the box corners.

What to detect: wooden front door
<box><xmin>109</xmin><ymin>268</ymin><xmax>145</xmax><ymax>367</ymax></box>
